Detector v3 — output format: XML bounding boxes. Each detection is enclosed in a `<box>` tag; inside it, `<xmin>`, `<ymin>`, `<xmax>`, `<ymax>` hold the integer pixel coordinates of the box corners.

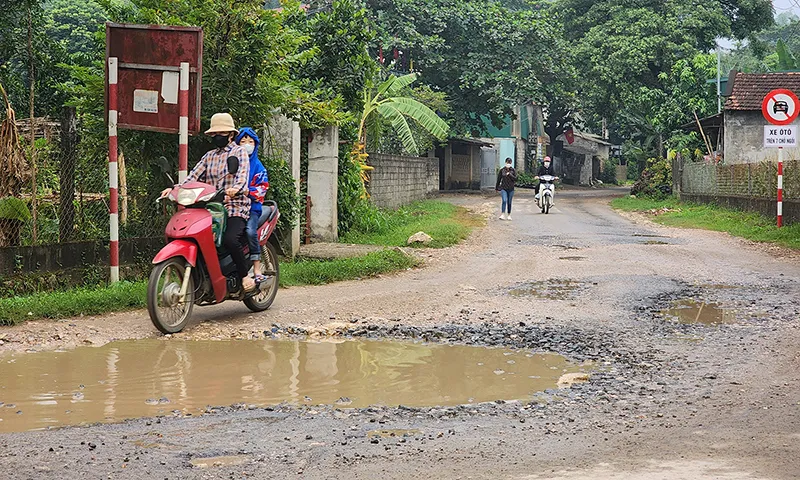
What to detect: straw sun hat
<box><xmin>205</xmin><ymin>113</ymin><xmax>238</xmax><ymax>135</ymax></box>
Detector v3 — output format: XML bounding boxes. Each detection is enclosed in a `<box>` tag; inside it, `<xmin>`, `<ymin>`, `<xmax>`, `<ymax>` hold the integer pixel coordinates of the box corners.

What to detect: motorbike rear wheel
<box><xmin>244</xmin><ymin>242</ymin><xmax>279</xmax><ymax>312</ymax></box>
<box><xmin>147</xmin><ymin>258</ymin><xmax>195</xmax><ymax>334</ymax></box>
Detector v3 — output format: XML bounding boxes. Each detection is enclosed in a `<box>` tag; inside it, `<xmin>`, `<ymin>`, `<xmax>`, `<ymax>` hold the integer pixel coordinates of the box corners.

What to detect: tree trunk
<box><xmin>59</xmin><ymin>106</ymin><xmax>77</xmax><ymax>243</ymax></box>
<box><xmin>27</xmin><ymin>2</ymin><xmax>37</xmax><ymax>244</ymax></box>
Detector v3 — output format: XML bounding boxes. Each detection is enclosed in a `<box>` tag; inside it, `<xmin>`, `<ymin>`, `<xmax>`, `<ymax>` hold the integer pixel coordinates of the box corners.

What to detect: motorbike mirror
<box><xmin>227</xmin><ymin>156</ymin><xmax>239</xmax><ymax>176</ymax></box>
<box><xmin>157</xmin><ymin>156</ymin><xmax>170</xmax><ymax>171</ymax></box>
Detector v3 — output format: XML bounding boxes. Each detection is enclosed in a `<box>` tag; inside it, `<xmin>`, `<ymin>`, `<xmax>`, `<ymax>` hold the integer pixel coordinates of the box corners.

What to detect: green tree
<box><xmin>365</xmin><ymin>0</ymin><xmax>563</xmax><ymax>133</ymax></box>
<box><xmin>357</xmin><ymin>73</ymin><xmax>449</xmax><ymax>155</ymax></box>
<box><xmin>44</xmin><ymin>0</ymin><xmax>108</xmax><ymax>64</ymax></box>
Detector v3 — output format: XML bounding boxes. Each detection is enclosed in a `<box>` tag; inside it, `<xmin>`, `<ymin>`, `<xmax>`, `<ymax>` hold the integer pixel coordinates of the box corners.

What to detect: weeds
<box><xmin>611</xmin><ymin>196</ymin><xmax>800</xmax><ymax>250</ymax></box>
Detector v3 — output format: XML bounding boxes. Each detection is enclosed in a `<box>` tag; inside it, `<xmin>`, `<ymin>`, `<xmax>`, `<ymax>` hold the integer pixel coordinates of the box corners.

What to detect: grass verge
<box><xmin>341</xmin><ymin>200</ymin><xmax>484</xmax><ymax>248</ymax></box>
<box><xmin>281</xmin><ymin>249</ymin><xmax>416</xmax><ymax>287</ymax></box>
<box><xmin>0</xmin><ymin>250</ymin><xmax>417</xmax><ymax>325</ymax></box>
<box><xmin>0</xmin><ymin>281</ymin><xmax>146</xmax><ymax>326</ymax></box>
<box><xmin>611</xmin><ymin>196</ymin><xmax>800</xmax><ymax>250</ymax></box>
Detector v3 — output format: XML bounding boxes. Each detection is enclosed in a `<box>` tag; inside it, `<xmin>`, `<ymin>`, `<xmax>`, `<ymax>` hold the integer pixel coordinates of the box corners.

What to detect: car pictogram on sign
<box><xmin>773</xmin><ymin>101</ymin><xmax>789</xmax><ymax>115</ymax></box>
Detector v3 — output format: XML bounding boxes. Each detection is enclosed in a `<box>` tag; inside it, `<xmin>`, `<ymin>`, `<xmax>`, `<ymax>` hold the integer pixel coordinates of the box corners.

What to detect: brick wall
<box><xmin>368</xmin><ymin>153</ymin><xmax>437</xmax><ymax>209</ymax></box>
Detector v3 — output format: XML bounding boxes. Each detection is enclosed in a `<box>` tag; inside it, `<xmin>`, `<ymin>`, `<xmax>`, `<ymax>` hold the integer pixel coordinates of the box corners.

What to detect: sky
<box><xmin>773</xmin><ymin>0</ymin><xmax>800</xmax><ymax>16</ymax></box>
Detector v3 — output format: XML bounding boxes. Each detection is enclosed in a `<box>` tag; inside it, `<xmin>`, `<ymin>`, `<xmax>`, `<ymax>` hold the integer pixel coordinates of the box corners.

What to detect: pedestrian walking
<box><xmin>495</xmin><ymin>157</ymin><xmax>517</xmax><ymax>220</ymax></box>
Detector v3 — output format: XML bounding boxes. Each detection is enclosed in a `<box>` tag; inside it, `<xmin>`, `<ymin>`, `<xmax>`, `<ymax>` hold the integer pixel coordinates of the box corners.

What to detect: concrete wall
<box><xmin>725</xmin><ymin>111</ymin><xmax>800</xmax><ymax>164</ymax></box>
<box><xmin>426</xmin><ymin>154</ymin><xmax>440</xmax><ymax>194</ymax></box>
<box><xmin>367</xmin><ymin>153</ymin><xmax>433</xmax><ymax>209</ymax></box>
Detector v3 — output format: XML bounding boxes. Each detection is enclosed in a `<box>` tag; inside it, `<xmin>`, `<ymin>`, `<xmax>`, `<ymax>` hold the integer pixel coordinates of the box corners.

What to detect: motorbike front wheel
<box><xmin>543</xmin><ymin>195</ymin><xmax>551</xmax><ymax>214</ymax></box>
<box><xmin>244</xmin><ymin>242</ymin><xmax>279</xmax><ymax>312</ymax></box>
<box><xmin>147</xmin><ymin>258</ymin><xmax>195</xmax><ymax>334</ymax></box>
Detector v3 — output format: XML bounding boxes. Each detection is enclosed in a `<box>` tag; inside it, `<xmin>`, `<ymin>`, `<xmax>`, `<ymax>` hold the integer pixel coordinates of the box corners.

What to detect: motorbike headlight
<box><xmin>176</xmin><ymin>188</ymin><xmax>204</xmax><ymax>206</ymax></box>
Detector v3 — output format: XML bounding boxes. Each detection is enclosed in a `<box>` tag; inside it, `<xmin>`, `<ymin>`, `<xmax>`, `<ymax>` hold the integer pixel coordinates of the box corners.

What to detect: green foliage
<box><xmin>44</xmin><ymin>0</ymin><xmax>107</xmax><ymax>64</ymax></box>
<box><xmin>294</xmin><ymin>0</ymin><xmax>377</xmax><ymax>112</ymax></box>
<box><xmin>280</xmin><ymin>249</ymin><xmax>417</xmax><ymax>286</ymax></box>
<box><xmin>610</xmin><ymin>197</ymin><xmax>800</xmax><ymax>250</ymax></box>
<box><xmin>366</xmin><ymin>0</ymin><xmax>564</xmax><ymax>133</ymax></box>
<box><xmin>0</xmin><ymin>281</ymin><xmax>146</xmax><ymax>325</ymax></box>
<box><xmin>340</xmin><ymin>200</ymin><xmax>483</xmax><ymax>249</ymax></box>
<box><xmin>598</xmin><ymin>158</ymin><xmax>619</xmax><ymax>185</ymax></box>
<box><xmin>359</xmin><ymin>73</ymin><xmax>449</xmax><ymax>155</ymax></box>
<box><xmin>0</xmin><ymin>196</ymin><xmax>31</xmax><ymax>221</ymax></box>
<box><xmin>630</xmin><ymin>157</ymin><xmax>672</xmax><ymax>199</ymax></box>
<box><xmin>516</xmin><ymin>172</ymin><xmax>537</xmax><ymax>188</ymax></box>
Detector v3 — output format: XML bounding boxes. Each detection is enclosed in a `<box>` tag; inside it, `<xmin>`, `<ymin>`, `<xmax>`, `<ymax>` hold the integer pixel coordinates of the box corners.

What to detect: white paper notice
<box><xmin>133</xmin><ymin>90</ymin><xmax>159</xmax><ymax>113</ymax></box>
<box><xmin>161</xmin><ymin>71</ymin><xmax>179</xmax><ymax>105</ymax></box>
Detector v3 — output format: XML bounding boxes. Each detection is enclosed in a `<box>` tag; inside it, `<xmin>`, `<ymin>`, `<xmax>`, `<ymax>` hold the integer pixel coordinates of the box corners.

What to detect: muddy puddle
<box><xmin>0</xmin><ymin>339</ymin><xmax>589</xmax><ymax>433</ymax></box>
<box><xmin>664</xmin><ymin>300</ymin><xmax>736</xmax><ymax>325</ymax></box>
<box><xmin>508</xmin><ymin>280</ymin><xmax>585</xmax><ymax>300</ymax></box>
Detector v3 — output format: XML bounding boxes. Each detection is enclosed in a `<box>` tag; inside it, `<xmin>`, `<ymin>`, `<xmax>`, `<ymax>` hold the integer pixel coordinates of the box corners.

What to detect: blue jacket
<box><xmin>235</xmin><ymin>127</ymin><xmax>269</xmax><ymax>215</ymax></box>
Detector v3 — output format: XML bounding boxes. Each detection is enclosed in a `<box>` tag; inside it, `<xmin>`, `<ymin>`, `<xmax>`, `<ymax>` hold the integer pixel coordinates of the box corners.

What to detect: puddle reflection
<box><xmin>0</xmin><ymin>339</ymin><xmax>589</xmax><ymax>433</ymax></box>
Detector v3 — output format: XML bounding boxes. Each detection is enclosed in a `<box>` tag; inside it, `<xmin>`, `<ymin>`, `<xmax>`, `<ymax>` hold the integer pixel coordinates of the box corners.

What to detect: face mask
<box><xmin>506</xmin><ymin>164</ymin><xmax>513</xmax><ymax>169</ymax></box>
<box><xmin>243</xmin><ymin>144</ymin><xmax>255</xmax><ymax>155</ymax></box>
<box><xmin>544</xmin><ymin>163</ymin><xmax>551</xmax><ymax>168</ymax></box>
<box><xmin>212</xmin><ymin>134</ymin><xmax>229</xmax><ymax>148</ymax></box>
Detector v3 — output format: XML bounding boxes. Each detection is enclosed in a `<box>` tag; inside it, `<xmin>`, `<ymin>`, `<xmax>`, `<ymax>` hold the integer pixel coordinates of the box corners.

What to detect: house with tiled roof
<box><xmin>722</xmin><ymin>71</ymin><xmax>800</xmax><ymax>164</ymax></box>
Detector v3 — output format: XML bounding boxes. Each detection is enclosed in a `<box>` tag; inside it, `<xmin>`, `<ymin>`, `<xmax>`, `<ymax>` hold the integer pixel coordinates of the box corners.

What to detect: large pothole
<box><xmin>0</xmin><ymin>337</ymin><xmax>593</xmax><ymax>433</ymax></box>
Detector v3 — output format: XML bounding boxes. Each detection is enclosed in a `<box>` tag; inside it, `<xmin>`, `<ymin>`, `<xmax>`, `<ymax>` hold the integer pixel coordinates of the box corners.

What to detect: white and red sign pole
<box><xmin>778</xmin><ymin>147</ymin><xmax>784</xmax><ymax>228</ymax></box>
<box><xmin>178</xmin><ymin>62</ymin><xmax>189</xmax><ymax>183</ymax></box>
<box><xmin>108</xmin><ymin>57</ymin><xmax>120</xmax><ymax>283</ymax></box>
<box><xmin>762</xmin><ymin>88</ymin><xmax>799</xmax><ymax>228</ymax></box>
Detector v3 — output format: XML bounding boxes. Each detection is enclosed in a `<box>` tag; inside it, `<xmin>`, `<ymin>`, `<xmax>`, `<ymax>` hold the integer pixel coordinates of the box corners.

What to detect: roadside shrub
<box><xmin>630</xmin><ymin>157</ymin><xmax>672</xmax><ymax>199</ymax></box>
<box><xmin>599</xmin><ymin>158</ymin><xmax>619</xmax><ymax>185</ymax></box>
<box><xmin>516</xmin><ymin>172</ymin><xmax>536</xmax><ymax>188</ymax></box>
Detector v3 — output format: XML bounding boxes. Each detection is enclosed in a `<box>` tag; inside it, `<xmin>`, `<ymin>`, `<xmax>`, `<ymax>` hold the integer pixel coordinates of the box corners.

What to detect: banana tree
<box><xmin>352</xmin><ymin>73</ymin><xmax>449</xmax><ymax>193</ymax></box>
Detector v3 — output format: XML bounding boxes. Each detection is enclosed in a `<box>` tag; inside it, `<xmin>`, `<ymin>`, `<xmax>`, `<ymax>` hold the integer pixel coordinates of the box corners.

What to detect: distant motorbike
<box><xmin>147</xmin><ymin>157</ymin><xmax>280</xmax><ymax>334</ymax></box>
<box><xmin>536</xmin><ymin>175</ymin><xmax>558</xmax><ymax>214</ymax></box>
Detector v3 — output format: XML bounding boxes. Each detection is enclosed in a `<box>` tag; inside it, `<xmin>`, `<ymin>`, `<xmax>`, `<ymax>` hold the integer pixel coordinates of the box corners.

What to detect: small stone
<box><xmin>407</xmin><ymin>232</ymin><xmax>433</xmax><ymax>245</ymax></box>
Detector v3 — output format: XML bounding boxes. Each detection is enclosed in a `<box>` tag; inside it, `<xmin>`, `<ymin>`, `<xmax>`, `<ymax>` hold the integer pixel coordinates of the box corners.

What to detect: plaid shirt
<box><xmin>184</xmin><ymin>142</ymin><xmax>251</xmax><ymax>219</ymax></box>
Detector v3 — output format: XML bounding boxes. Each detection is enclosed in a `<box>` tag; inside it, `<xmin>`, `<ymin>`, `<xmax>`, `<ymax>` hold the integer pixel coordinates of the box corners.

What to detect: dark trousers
<box><xmin>224</xmin><ymin>216</ymin><xmax>249</xmax><ymax>280</ymax></box>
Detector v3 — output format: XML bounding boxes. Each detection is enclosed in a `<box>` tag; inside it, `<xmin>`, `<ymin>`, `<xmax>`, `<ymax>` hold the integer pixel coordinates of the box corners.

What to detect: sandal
<box><xmin>242</xmin><ymin>276</ymin><xmax>256</xmax><ymax>293</ymax></box>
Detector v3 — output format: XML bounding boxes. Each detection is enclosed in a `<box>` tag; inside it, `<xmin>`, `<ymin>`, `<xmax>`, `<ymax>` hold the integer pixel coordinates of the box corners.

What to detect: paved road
<box><xmin>1</xmin><ymin>188</ymin><xmax>799</xmax><ymax>479</ymax></box>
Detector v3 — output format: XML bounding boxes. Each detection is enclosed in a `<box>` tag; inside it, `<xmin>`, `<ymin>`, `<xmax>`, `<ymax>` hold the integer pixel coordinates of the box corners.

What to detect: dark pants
<box><xmin>224</xmin><ymin>216</ymin><xmax>249</xmax><ymax>280</ymax></box>
<box><xmin>245</xmin><ymin>209</ymin><xmax>262</xmax><ymax>261</ymax></box>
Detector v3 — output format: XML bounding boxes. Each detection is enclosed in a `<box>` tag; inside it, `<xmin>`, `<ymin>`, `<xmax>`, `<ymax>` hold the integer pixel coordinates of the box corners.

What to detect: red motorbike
<box><xmin>147</xmin><ymin>160</ymin><xmax>280</xmax><ymax>334</ymax></box>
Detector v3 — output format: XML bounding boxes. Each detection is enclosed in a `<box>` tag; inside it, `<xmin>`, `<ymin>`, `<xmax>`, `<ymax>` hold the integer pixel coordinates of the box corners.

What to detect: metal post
<box><xmin>778</xmin><ymin>147</ymin><xmax>784</xmax><ymax>228</ymax></box>
<box><xmin>716</xmin><ymin>46</ymin><xmax>722</xmax><ymax>114</ymax></box>
<box><xmin>178</xmin><ymin>62</ymin><xmax>189</xmax><ymax>183</ymax></box>
<box><xmin>108</xmin><ymin>57</ymin><xmax>120</xmax><ymax>283</ymax></box>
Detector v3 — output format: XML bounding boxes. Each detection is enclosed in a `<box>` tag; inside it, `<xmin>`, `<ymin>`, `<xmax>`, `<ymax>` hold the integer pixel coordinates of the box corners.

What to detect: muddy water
<box><xmin>0</xmin><ymin>339</ymin><xmax>588</xmax><ymax>433</ymax></box>
<box><xmin>509</xmin><ymin>280</ymin><xmax>584</xmax><ymax>300</ymax></box>
<box><xmin>665</xmin><ymin>300</ymin><xmax>736</xmax><ymax>325</ymax></box>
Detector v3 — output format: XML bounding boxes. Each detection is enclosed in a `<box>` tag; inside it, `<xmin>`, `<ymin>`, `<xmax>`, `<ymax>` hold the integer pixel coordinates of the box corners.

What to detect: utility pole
<box><xmin>717</xmin><ymin>44</ymin><xmax>722</xmax><ymax>114</ymax></box>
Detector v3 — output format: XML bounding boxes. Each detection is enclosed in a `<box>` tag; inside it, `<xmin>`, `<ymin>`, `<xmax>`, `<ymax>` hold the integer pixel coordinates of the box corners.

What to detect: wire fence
<box><xmin>0</xmin><ymin>112</ymin><xmax>168</xmax><ymax>249</ymax></box>
<box><xmin>682</xmin><ymin>159</ymin><xmax>800</xmax><ymax>200</ymax></box>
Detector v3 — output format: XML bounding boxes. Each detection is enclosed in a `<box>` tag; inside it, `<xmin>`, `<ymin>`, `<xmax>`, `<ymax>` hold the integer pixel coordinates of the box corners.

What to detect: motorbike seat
<box><xmin>257</xmin><ymin>201</ymin><xmax>279</xmax><ymax>228</ymax></box>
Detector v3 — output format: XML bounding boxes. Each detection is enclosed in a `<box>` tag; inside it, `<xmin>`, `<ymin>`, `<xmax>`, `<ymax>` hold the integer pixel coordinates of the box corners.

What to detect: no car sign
<box><xmin>762</xmin><ymin>89</ymin><xmax>799</xmax><ymax>126</ymax></box>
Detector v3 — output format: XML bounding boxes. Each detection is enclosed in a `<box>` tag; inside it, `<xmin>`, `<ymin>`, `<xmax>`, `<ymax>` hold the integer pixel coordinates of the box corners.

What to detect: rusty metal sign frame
<box><xmin>105</xmin><ymin>22</ymin><xmax>203</xmax><ymax>135</ymax></box>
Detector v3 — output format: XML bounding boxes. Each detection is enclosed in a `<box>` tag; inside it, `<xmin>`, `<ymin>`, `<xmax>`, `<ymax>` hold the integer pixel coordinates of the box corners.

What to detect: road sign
<box><xmin>764</xmin><ymin>125</ymin><xmax>797</xmax><ymax>148</ymax></box>
<box><xmin>762</xmin><ymin>88</ymin><xmax>799</xmax><ymax>126</ymax></box>
<box><xmin>106</xmin><ymin>23</ymin><xmax>203</xmax><ymax>134</ymax></box>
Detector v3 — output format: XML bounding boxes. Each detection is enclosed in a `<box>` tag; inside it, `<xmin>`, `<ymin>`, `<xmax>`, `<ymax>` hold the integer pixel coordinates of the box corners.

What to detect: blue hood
<box><xmin>235</xmin><ymin>127</ymin><xmax>261</xmax><ymax>165</ymax></box>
